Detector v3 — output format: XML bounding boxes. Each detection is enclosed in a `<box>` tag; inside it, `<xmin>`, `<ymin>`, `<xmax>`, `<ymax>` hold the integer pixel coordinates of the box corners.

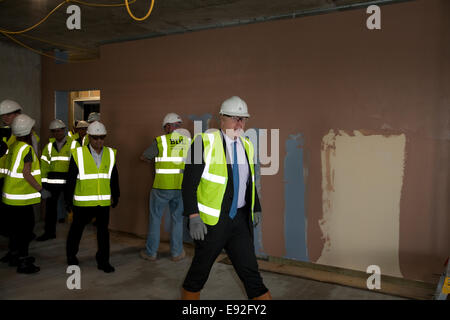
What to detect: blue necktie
<box><xmin>229</xmin><ymin>141</ymin><xmax>239</xmax><ymax>219</ymax></box>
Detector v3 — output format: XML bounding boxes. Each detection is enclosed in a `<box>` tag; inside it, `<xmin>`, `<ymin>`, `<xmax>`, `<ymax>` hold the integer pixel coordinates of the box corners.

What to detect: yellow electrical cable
<box><xmin>1</xmin><ymin>31</ymin><xmax>69</xmax><ymax>61</ymax></box>
<box><xmin>0</xmin><ymin>0</ymin><xmax>153</xmax><ymax>62</ymax></box>
<box><xmin>0</xmin><ymin>1</ymin><xmax>67</xmax><ymax>35</ymax></box>
<box><xmin>18</xmin><ymin>33</ymin><xmax>96</xmax><ymax>53</ymax></box>
<box><xmin>0</xmin><ymin>0</ymin><xmax>139</xmax><ymax>34</ymax></box>
<box><xmin>125</xmin><ymin>0</ymin><xmax>155</xmax><ymax>21</ymax></box>
<box><xmin>72</xmin><ymin>0</ymin><xmax>136</xmax><ymax>7</ymax></box>
<box><xmin>0</xmin><ymin>31</ymin><xmax>97</xmax><ymax>63</ymax></box>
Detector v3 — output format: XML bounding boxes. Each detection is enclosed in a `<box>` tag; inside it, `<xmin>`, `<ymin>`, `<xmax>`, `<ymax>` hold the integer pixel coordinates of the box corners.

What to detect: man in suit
<box><xmin>65</xmin><ymin>121</ymin><xmax>120</xmax><ymax>273</ymax></box>
<box><xmin>181</xmin><ymin>96</ymin><xmax>271</xmax><ymax>300</ymax></box>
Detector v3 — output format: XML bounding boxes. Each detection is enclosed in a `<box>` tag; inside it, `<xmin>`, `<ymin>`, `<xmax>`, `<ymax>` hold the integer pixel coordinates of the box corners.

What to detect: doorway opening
<box><xmin>54</xmin><ymin>90</ymin><xmax>101</xmax><ymax>132</ymax></box>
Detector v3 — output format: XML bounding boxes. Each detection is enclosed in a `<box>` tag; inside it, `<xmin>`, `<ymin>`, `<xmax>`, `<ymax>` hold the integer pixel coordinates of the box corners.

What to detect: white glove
<box><xmin>189</xmin><ymin>216</ymin><xmax>207</xmax><ymax>241</ymax></box>
<box><xmin>39</xmin><ymin>188</ymin><xmax>52</xmax><ymax>200</ymax></box>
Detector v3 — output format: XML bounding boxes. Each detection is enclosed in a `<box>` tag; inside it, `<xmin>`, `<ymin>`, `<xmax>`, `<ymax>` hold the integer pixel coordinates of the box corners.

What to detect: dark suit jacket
<box><xmin>182</xmin><ymin>130</ymin><xmax>261</xmax><ymax>231</ymax></box>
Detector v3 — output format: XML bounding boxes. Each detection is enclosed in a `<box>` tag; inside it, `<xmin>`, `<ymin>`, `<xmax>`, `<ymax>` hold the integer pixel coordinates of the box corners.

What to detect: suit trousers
<box><xmin>182</xmin><ymin>207</ymin><xmax>268</xmax><ymax>299</ymax></box>
<box><xmin>66</xmin><ymin>205</ymin><xmax>110</xmax><ymax>264</ymax></box>
<box><xmin>5</xmin><ymin>204</ymin><xmax>35</xmax><ymax>257</ymax></box>
<box><xmin>43</xmin><ymin>184</ymin><xmax>65</xmax><ymax>236</ymax></box>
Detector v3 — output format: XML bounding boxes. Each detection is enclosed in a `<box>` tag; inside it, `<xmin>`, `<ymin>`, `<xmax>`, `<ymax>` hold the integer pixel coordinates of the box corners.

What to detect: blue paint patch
<box><xmin>284</xmin><ymin>134</ymin><xmax>308</xmax><ymax>262</ymax></box>
<box><xmin>245</xmin><ymin>128</ymin><xmax>267</xmax><ymax>258</ymax></box>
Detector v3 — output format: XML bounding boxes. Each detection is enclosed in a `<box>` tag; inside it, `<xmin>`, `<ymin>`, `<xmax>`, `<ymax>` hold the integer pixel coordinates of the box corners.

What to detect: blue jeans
<box><xmin>145</xmin><ymin>189</ymin><xmax>184</xmax><ymax>257</ymax></box>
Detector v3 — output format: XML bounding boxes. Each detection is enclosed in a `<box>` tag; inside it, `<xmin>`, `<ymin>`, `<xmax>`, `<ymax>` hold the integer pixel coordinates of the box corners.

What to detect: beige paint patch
<box><xmin>318</xmin><ymin>130</ymin><xmax>405</xmax><ymax>278</ymax></box>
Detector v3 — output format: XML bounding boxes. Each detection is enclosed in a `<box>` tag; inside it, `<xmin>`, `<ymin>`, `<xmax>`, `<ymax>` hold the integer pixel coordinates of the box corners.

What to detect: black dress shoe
<box><xmin>17</xmin><ymin>257</ymin><xmax>40</xmax><ymax>274</ymax></box>
<box><xmin>0</xmin><ymin>252</ymin><xmax>12</xmax><ymax>263</ymax></box>
<box><xmin>36</xmin><ymin>233</ymin><xmax>56</xmax><ymax>241</ymax></box>
<box><xmin>67</xmin><ymin>256</ymin><xmax>79</xmax><ymax>266</ymax></box>
<box><xmin>97</xmin><ymin>263</ymin><xmax>115</xmax><ymax>273</ymax></box>
<box><xmin>8</xmin><ymin>254</ymin><xmax>20</xmax><ymax>267</ymax></box>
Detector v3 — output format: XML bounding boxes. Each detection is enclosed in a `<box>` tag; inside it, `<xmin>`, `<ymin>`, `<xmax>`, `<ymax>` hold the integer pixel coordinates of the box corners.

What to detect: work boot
<box><xmin>97</xmin><ymin>263</ymin><xmax>115</xmax><ymax>273</ymax></box>
<box><xmin>0</xmin><ymin>252</ymin><xmax>25</xmax><ymax>265</ymax></box>
<box><xmin>36</xmin><ymin>233</ymin><xmax>56</xmax><ymax>242</ymax></box>
<box><xmin>16</xmin><ymin>257</ymin><xmax>40</xmax><ymax>274</ymax></box>
<box><xmin>7</xmin><ymin>252</ymin><xmax>20</xmax><ymax>267</ymax></box>
<box><xmin>67</xmin><ymin>256</ymin><xmax>79</xmax><ymax>266</ymax></box>
<box><xmin>181</xmin><ymin>288</ymin><xmax>200</xmax><ymax>300</ymax></box>
<box><xmin>171</xmin><ymin>250</ymin><xmax>186</xmax><ymax>262</ymax></box>
<box><xmin>140</xmin><ymin>249</ymin><xmax>157</xmax><ymax>261</ymax></box>
<box><xmin>0</xmin><ymin>252</ymin><xmax>13</xmax><ymax>263</ymax></box>
<box><xmin>252</xmin><ymin>291</ymin><xmax>272</xmax><ymax>300</ymax></box>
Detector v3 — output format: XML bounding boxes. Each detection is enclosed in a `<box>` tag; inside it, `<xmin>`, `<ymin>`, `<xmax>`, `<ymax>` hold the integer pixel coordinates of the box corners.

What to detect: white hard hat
<box><xmin>0</xmin><ymin>99</ymin><xmax>23</xmax><ymax>116</ymax></box>
<box><xmin>49</xmin><ymin>119</ymin><xmax>66</xmax><ymax>130</ymax></box>
<box><xmin>219</xmin><ymin>96</ymin><xmax>250</xmax><ymax>118</ymax></box>
<box><xmin>87</xmin><ymin>112</ymin><xmax>101</xmax><ymax>123</ymax></box>
<box><xmin>11</xmin><ymin>114</ymin><xmax>35</xmax><ymax>137</ymax></box>
<box><xmin>76</xmin><ymin>120</ymin><xmax>89</xmax><ymax>129</ymax></box>
<box><xmin>87</xmin><ymin>121</ymin><xmax>107</xmax><ymax>135</ymax></box>
<box><xmin>162</xmin><ymin>113</ymin><xmax>182</xmax><ymax>128</ymax></box>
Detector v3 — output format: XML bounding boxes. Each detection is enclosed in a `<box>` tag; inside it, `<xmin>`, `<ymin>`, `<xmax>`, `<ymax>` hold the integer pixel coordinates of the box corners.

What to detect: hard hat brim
<box><xmin>220</xmin><ymin>111</ymin><xmax>250</xmax><ymax>118</ymax></box>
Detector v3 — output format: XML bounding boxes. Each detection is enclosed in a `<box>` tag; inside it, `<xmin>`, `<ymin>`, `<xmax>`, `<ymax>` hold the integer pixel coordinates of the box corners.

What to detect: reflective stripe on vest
<box><xmin>72</xmin><ymin>146</ymin><xmax>116</xmax><ymax>207</ymax></box>
<box><xmin>2</xmin><ymin>141</ymin><xmax>41</xmax><ymax>206</ymax></box>
<box><xmin>153</xmin><ymin>133</ymin><xmax>190</xmax><ymax>190</ymax></box>
<box><xmin>82</xmin><ymin>135</ymin><xmax>89</xmax><ymax>146</ymax></box>
<box><xmin>41</xmin><ymin>178</ymin><xmax>66</xmax><ymax>184</ymax></box>
<box><xmin>0</xmin><ymin>134</ymin><xmax>15</xmax><ymax>179</ymax></box>
<box><xmin>196</xmin><ymin>130</ymin><xmax>256</xmax><ymax>226</ymax></box>
<box><xmin>40</xmin><ymin>138</ymin><xmax>78</xmax><ymax>184</ymax></box>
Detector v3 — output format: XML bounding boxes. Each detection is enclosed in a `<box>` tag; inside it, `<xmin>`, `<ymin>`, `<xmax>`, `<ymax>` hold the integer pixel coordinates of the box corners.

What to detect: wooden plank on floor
<box><xmin>220</xmin><ymin>255</ymin><xmax>436</xmax><ymax>300</ymax></box>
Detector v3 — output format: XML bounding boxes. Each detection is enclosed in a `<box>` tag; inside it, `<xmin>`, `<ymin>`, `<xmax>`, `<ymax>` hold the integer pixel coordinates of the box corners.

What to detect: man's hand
<box><xmin>253</xmin><ymin>211</ymin><xmax>262</xmax><ymax>227</ymax></box>
<box><xmin>39</xmin><ymin>188</ymin><xmax>52</xmax><ymax>200</ymax></box>
<box><xmin>111</xmin><ymin>197</ymin><xmax>119</xmax><ymax>208</ymax></box>
<box><xmin>189</xmin><ymin>215</ymin><xmax>207</xmax><ymax>241</ymax></box>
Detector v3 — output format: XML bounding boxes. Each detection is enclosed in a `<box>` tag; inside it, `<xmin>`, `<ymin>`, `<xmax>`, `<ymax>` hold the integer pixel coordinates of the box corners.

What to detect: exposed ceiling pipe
<box><xmin>100</xmin><ymin>0</ymin><xmax>415</xmax><ymax>46</ymax></box>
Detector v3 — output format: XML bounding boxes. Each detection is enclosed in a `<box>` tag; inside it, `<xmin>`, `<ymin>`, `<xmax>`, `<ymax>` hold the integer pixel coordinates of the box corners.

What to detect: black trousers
<box><xmin>183</xmin><ymin>208</ymin><xmax>268</xmax><ymax>299</ymax></box>
<box><xmin>0</xmin><ymin>178</ymin><xmax>8</xmax><ymax>237</ymax></box>
<box><xmin>5</xmin><ymin>204</ymin><xmax>35</xmax><ymax>257</ymax></box>
<box><xmin>66</xmin><ymin>206</ymin><xmax>110</xmax><ymax>265</ymax></box>
<box><xmin>43</xmin><ymin>184</ymin><xmax>65</xmax><ymax>236</ymax></box>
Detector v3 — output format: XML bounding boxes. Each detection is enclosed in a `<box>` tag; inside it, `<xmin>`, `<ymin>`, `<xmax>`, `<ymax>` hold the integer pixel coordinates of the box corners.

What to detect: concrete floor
<box><xmin>0</xmin><ymin>222</ymin><xmax>405</xmax><ymax>300</ymax></box>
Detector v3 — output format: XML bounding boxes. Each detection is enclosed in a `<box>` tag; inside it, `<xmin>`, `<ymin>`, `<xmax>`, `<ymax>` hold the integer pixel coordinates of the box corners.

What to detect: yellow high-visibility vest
<box><xmin>0</xmin><ymin>130</ymin><xmax>16</xmax><ymax>179</ymax></box>
<box><xmin>153</xmin><ymin>132</ymin><xmax>190</xmax><ymax>190</ymax></box>
<box><xmin>82</xmin><ymin>135</ymin><xmax>89</xmax><ymax>146</ymax></box>
<box><xmin>2</xmin><ymin>141</ymin><xmax>41</xmax><ymax>206</ymax></box>
<box><xmin>71</xmin><ymin>145</ymin><xmax>116</xmax><ymax>207</ymax></box>
<box><xmin>196</xmin><ymin>130</ymin><xmax>255</xmax><ymax>226</ymax></box>
<box><xmin>40</xmin><ymin>138</ymin><xmax>79</xmax><ymax>185</ymax></box>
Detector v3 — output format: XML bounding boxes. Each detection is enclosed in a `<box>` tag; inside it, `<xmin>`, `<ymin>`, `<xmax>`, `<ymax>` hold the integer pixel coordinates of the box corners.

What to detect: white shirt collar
<box><xmin>221</xmin><ymin>130</ymin><xmax>241</xmax><ymax>145</ymax></box>
<box><xmin>89</xmin><ymin>144</ymin><xmax>103</xmax><ymax>156</ymax></box>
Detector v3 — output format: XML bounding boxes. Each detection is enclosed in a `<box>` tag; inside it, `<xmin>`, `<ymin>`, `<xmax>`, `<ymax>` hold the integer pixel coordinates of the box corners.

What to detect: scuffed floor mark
<box><xmin>284</xmin><ymin>133</ymin><xmax>308</xmax><ymax>262</ymax></box>
<box><xmin>317</xmin><ymin>129</ymin><xmax>405</xmax><ymax>277</ymax></box>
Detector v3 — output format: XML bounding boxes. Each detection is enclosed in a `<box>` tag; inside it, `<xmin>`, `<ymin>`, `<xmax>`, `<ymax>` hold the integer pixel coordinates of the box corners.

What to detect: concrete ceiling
<box><xmin>0</xmin><ymin>0</ymin><xmax>411</xmax><ymax>61</ymax></box>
